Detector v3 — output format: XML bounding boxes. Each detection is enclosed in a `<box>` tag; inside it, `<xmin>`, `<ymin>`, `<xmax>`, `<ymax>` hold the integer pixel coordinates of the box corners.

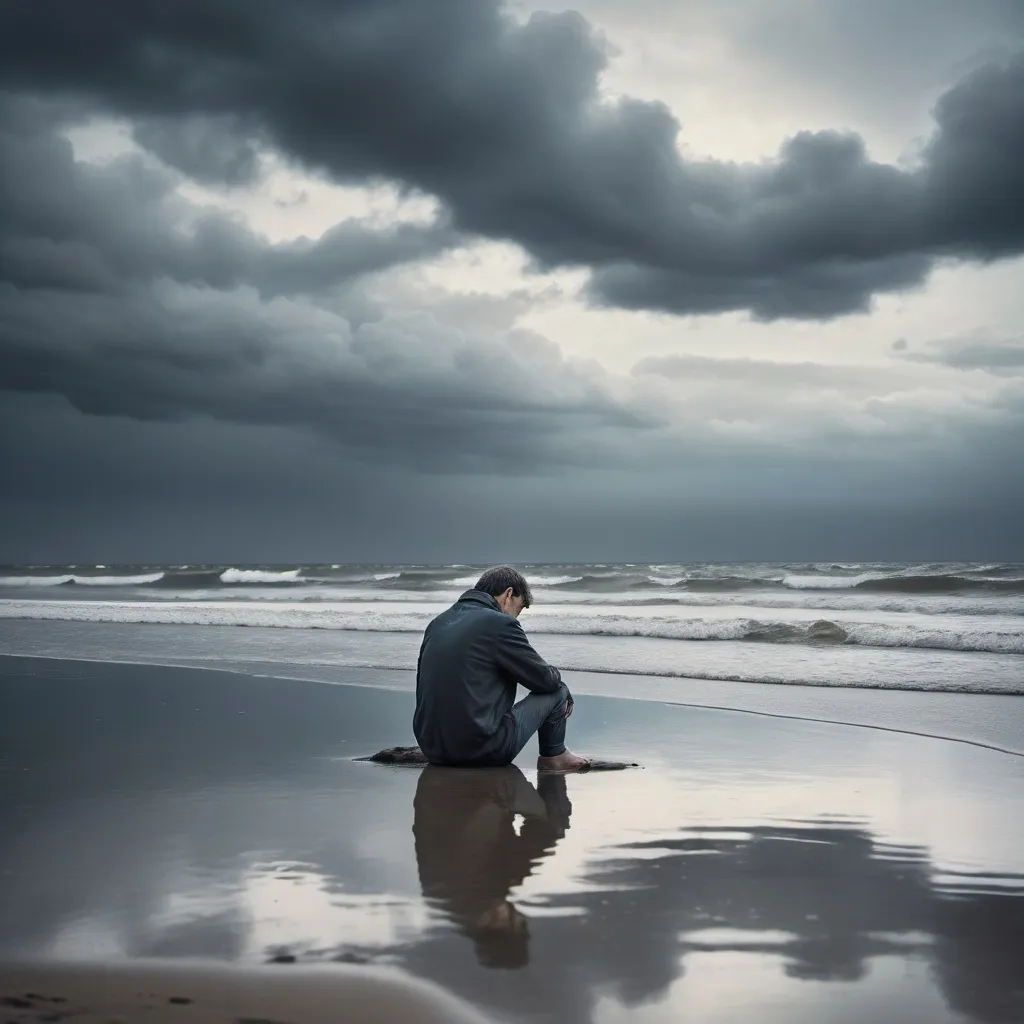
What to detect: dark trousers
<box><xmin>500</xmin><ymin>683</ymin><xmax>570</xmax><ymax>760</ymax></box>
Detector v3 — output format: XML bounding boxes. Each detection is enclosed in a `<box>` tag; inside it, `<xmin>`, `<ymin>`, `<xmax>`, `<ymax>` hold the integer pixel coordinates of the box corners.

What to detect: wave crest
<box><xmin>2</xmin><ymin>602</ymin><xmax>1022</xmax><ymax>655</ymax></box>
<box><xmin>218</xmin><ymin>568</ymin><xmax>303</xmax><ymax>585</ymax></box>
<box><xmin>0</xmin><ymin>573</ymin><xmax>163</xmax><ymax>587</ymax></box>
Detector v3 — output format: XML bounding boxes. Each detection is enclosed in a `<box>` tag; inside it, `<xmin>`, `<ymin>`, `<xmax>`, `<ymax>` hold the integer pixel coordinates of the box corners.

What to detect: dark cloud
<box><xmin>0</xmin><ymin>283</ymin><xmax>652</xmax><ymax>473</ymax></box>
<box><xmin>2</xmin><ymin>389</ymin><xmax>1022</xmax><ymax>564</ymax></box>
<box><xmin>131</xmin><ymin>114</ymin><xmax>266</xmax><ymax>187</ymax></box>
<box><xmin>0</xmin><ymin>96</ymin><xmax>460</xmax><ymax>299</ymax></box>
<box><xmin>1</xmin><ymin>2</ymin><xmax>1022</xmax><ymax>319</ymax></box>
<box><xmin>0</xmin><ymin>1</ymin><xmax>1021</xmax><ymax>561</ymax></box>
<box><xmin>0</xmin><ymin>96</ymin><xmax>654</xmax><ymax>475</ymax></box>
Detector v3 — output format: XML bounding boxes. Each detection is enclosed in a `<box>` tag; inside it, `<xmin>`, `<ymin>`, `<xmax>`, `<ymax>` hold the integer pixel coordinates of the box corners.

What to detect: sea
<box><xmin>1</xmin><ymin>561</ymin><xmax>1022</xmax><ymax>697</ymax></box>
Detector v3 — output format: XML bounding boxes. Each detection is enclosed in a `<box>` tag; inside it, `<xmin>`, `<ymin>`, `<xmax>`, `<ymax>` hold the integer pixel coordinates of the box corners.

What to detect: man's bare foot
<box><xmin>537</xmin><ymin>750</ymin><xmax>590</xmax><ymax>773</ymax></box>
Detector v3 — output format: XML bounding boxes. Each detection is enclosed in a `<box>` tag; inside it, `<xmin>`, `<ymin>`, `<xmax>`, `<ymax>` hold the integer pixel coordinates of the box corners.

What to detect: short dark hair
<box><xmin>474</xmin><ymin>565</ymin><xmax>533</xmax><ymax>608</ymax></box>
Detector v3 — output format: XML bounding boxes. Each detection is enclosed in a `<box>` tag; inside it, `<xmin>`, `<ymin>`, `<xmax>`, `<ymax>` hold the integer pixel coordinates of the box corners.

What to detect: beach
<box><xmin>1</xmin><ymin>653</ymin><xmax>1022</xmax><ymax>1023</ymax></box>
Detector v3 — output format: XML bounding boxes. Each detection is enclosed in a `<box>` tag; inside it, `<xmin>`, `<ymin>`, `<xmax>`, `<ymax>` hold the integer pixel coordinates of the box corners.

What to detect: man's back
<box><xmin>413</xmin><ymin>589</ymin><xmax>561</xmax><ymax>765</ymax></box>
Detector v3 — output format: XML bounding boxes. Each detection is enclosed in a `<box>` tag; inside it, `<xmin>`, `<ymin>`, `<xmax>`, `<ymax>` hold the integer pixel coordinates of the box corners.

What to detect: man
<box><xmin>413</xmin><ymin>565</ymin><xmax>589</xmax><ymax>771</ymax></box>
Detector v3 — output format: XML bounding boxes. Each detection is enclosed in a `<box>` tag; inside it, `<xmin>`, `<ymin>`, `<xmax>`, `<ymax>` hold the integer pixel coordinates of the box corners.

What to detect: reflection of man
<box><xmin>412</xmin><ymin>765</ymin><xmax>572</xmax><ymax>969</ymax></box>
<box><xmin>413</xmin><ymin>566</ymin><xmax>588</xmax><ymax>771</ymax></box>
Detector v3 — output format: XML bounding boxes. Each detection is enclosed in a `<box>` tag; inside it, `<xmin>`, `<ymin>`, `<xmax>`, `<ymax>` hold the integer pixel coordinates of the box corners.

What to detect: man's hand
<box><xmin>564</xmin><ymin>694</ymin><xmax>574</xmax><ymax>719</ymax></box>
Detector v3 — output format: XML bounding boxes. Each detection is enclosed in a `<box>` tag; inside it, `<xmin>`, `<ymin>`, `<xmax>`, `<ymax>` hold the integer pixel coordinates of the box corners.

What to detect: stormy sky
<box><xmin>1</xmin><ymin>0</ymin><xmax>1022</xmax><ymax>563</ymax></box>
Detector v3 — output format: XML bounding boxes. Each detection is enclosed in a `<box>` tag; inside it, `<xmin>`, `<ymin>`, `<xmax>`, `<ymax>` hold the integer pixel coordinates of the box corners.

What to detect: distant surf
<box><xmin>1</xmin><ymin>561</ymin><xmax>1021</xmax><ymax>697</ymax></box>
<box><xmin>1</xmin><ymin>563</ymin><xmax>1021</xmax><ymax>595</ymax></box>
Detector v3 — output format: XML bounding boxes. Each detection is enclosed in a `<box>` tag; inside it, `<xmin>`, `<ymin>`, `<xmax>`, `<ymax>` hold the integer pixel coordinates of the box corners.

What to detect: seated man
<box><xmin>413</xmin><ymin>565</ymin><xmax>588</xmax><ymax>771</ymax></box>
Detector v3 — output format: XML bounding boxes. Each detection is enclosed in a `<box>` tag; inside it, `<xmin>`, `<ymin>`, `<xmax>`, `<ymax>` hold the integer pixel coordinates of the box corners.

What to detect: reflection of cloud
<box><xmin>391</xmin><ymin>811</ymin><xmax>1024</xmax><ymax>1024</ymax></box>
<box><xmin>132</xmin><ymin>908</ymin><xmax>252</xmax><ymax>960</ymax></box>
<box><xmin>1</xmin><ymin>664</ymin><xmax>1021</xmax><ymax>1024</ymax></box>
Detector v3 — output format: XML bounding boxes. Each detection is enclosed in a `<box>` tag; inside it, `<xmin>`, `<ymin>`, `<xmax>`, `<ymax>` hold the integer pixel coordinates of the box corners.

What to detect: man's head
<box><xmin>474</xmin><ymin>565</ymin><xmax>533</xmax><ymax>618</ymax></box>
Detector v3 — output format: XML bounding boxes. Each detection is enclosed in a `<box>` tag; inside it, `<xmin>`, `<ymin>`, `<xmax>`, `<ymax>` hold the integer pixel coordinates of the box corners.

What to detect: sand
<box><xmin>1</xmin><ymin>655</ymin><xmax>1022</xmax><ymax>1024</ymax></box>
<box><xmin>0</xmin><ymin>960</ymin><xmax>493</xmax><ymax>1023</ymax></box>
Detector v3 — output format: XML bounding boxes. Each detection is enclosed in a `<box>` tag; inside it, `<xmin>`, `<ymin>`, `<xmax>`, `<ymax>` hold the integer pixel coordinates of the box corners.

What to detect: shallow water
<box><xmin>1</xmin><ymin>658</ymin><xmax>1021</xmax><ymax>1024</ymax></box>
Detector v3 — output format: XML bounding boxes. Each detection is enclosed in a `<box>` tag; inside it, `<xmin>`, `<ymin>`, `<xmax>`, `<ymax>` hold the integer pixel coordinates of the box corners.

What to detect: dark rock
<box><xmin>357</xmin><ymin>746</ymin><xmax>640</xmax><ymax>770</ymax></box>
<box><xmin>331</xmin><ymin>951</ymin><xmax>370</xmax><ymax>964</ymax></box>
<box><xmin>355</xmin><ymin>746</ymin><xmax>428</xmax><ymax>765</ymax></box>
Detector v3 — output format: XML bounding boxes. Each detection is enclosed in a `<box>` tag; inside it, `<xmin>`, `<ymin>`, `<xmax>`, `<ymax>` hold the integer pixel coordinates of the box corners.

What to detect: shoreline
<box><xmin>3</xmin><ymin>651</ymin><xmax>1023</xmax><ymax>758</ymax></box>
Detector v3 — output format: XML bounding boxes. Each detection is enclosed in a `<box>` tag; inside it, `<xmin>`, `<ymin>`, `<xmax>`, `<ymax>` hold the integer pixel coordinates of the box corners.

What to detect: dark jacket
<box><xmin>413</xmin><ymin>589</ymin><xmax>563</xmax><ymax>765</ymax></box>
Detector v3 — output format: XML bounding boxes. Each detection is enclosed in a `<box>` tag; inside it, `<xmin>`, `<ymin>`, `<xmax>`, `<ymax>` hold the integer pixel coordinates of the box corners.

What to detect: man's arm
<box><xmin>494</xmin><ymin>618</ymin><xmax>562</xmax><ymax>695</ymax></box>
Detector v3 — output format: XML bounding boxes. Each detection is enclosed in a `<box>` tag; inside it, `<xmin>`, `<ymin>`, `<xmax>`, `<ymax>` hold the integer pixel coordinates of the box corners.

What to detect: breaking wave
<box><xmin>2</xmin><ymin>601</ymin><xmax>1022</xmax><ymax>656</ymax></box>
<box><xmin>782</xmin><ymin>573</ymin><xmax>1024</xmax><ymax>594</ymax></box>
<box><xmin>0</xmin><ymin>573</ymin><xmax>164</xmax><ymax>587</ymax></box>
<box><xmin>2</xmin><ymin>563</ymin><xmax>1022</xmax><ymax>597</ymax></box>
<box><xmin>218</xmin><ymin>568</ymin><xmax>303</xmax><ymax>585</ymax></box>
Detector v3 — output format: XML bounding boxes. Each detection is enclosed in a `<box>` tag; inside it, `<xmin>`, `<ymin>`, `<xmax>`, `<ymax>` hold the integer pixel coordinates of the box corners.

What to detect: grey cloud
<box><xmin>0</xmin><ymin>95</ymin><xmax>659</xmax><ymax>475</ymax></box>
<box><xmin>0</xmin><ymin>102</ymin><xmax>460</xmax><ymax>303</ymax></box>
<box><xmin>0</xmin><ymin>96</ymin><xmax>460</xmax><ymax>300</ymax></box>
<box><xmin>132</xmin><ymin>114</ymin><xmax>265</xmax><ymax>187</ymax></box>
<box><xmin>903</xmin><ymin>337</ymin><xmax>1024</xmax><ymax>373</ymax></box>
<box><xmin>632</xmin><ymin>354</ymin><xmax>913</xmax><ymax>390</ymax></box>
<box><xmin>1</xmin><ymin>2</ymin><xmax>1023</xmax><ymax>319</ymax></box>
<box><xmin>3</xmin><ymin>392</ymin><xmax>1022</xmax><ymax>564</ymax></box>
<box><xmin>0</xmin><ymin>282</ymin><xmax>653</xmax><ymax>473</ymax></box>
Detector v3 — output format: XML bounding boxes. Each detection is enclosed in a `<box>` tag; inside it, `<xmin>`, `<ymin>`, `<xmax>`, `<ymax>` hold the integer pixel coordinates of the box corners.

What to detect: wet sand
<box><xmin>1</xmin><ymin>655</ymin><xmax>1022</xmax><ymax>1024</ymax></box>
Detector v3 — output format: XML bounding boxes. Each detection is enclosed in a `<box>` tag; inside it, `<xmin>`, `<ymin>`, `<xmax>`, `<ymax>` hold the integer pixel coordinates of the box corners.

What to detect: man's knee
<box><xmin>547</xmin><ymin>682</ymin><xmax>570</xmax><ymax>716</ymax></box>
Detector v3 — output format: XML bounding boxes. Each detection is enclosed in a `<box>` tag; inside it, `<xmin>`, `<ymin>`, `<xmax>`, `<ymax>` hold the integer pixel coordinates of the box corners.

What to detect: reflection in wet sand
<box><xmin>1</xmin><ymin>659</ymin><xmax>1022</xmax><ymax>1024</ymax></box>
<box><xmin>403</xmin><ymin>770</ymin><xmax>1023</xmax><ymax>1024</ymax></box>
<box><xmin>413</xmin><ymin>766</ymin><xmax>571</xmax><ymax>968</ymax></box>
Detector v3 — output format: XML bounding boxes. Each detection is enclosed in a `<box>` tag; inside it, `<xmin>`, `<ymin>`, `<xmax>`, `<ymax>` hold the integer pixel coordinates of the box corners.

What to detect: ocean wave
<box><xmin>218</xmin><ymin>568</ymin><xmax>303</xmax><ymax>585</ymax></box>
<box><xmin>440</xmin><ymin>573</ymin><xmax>584</xmax><ymax>588</ymax></box>
<box><xmin>4</xmin><ymin>563</ymin><xmax>1022</xmax><ymax>599</ymax></box>
<box><xmin>553</xmin><ymin>574</ymin><xmax>653</xmax><ymax>591</ymax></box>
<box><xmin>149</xmin><ymin>570</ymin><xmax>225</xmax><ymax>588</ymax></box>
<box><xmin>0</xmin><ymin>575</ymin><xmax>75</xmax><ymax>587</ymax></box>
<box><xmin>0</xmin><ymin>573</ymin><xmax>163</xmax><ymax>587</ymax></box>
<box><xmin>70</xmin><ymin>574</ymin><xmax>165</xmax><ymax>586</ymax></box>
<box><xmin>674</xmin><ymin>576</ymin><xmax>771</xmax><ymax>591</ymax></box>
<box><xmin>783</xmin><ymin>572</ymin><xmax>1024</xmax><ymax>594</ymax></box>
<box><xmin>857</xmin><ymin>574</ymin><xmax>1024</xmax><ymax>594</ymax></box>
<box><xmin>3</xmin><ymin>601</ymin><xmax>1022</xmax><ymax>655</ymax></box>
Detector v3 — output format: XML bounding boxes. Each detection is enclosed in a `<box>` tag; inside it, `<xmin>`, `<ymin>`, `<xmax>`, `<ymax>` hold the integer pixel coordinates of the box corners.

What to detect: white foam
<box><xmin>73</xmin><ymin>573</ymin><xmax>164</xmax><ymax>586</ymax></box>
<box><xmin>441</xmin><ymin>573</ymin><xmax>583</xmax><ymax>587</ymax></box>
<box><xmin>219</xmin><ymin>568</ymin><xmax>302</xmax><ymax>584</ymax></box>
<box><xmin>0</xmin><ymin>573</ymin><xmax>163</xmax><ymax>587</ymax></box>
<box><xmin>783</xmin><ymin>573</ymin><xmax>882</xmax><ymax>589</ymax></box>
<box><xmin>0</xmin><ymin>575</ymin><xmax>73</xmax><ymax>587</ymax></box>
<box><xmin>2</xmin><ymin>599</ymin><xmax>1022</xmax><ymax>655</ymax></box>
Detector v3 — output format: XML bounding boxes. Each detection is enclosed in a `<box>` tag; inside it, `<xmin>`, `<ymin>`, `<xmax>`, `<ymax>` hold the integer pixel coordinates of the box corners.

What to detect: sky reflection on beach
<box><xmin>0</xmin><ymin>657</ymin><xmax>1021</xmax><ymax>1024</ymax></box>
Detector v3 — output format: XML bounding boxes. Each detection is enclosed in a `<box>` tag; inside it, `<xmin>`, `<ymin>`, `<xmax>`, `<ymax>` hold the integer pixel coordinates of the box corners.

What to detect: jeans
<box><xmin>500</xmin><ymin>682</ymin><xmax>570</xmax><ymax>761</ymax></box>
